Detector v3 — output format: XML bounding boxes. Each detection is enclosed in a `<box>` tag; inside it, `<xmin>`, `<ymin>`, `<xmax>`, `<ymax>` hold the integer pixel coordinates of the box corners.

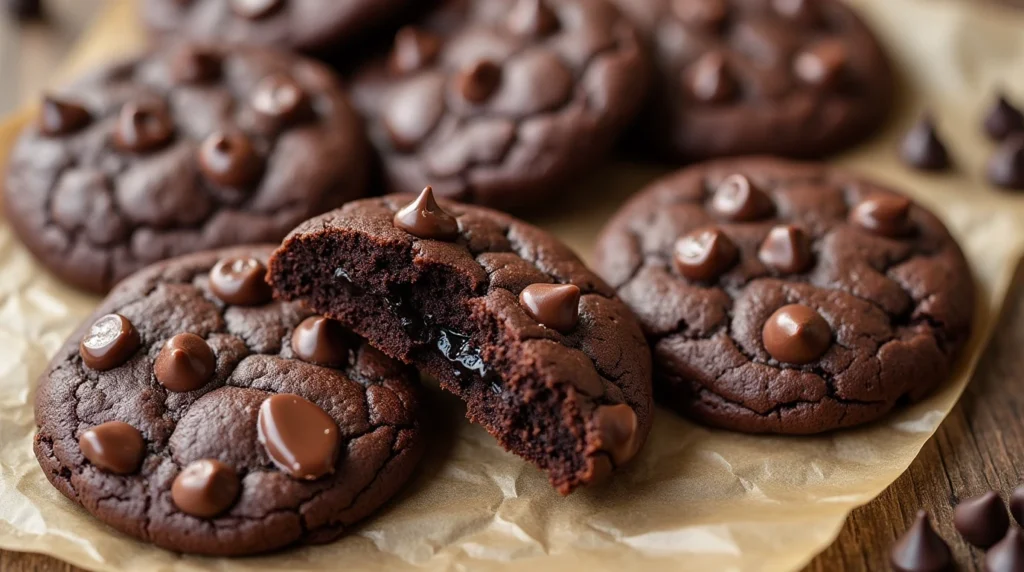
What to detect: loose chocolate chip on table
<box><xmin>291</xmin><ymin>316</ymin><xmax>349</xmax><ymax>367</ymax></box>
<box><xmin>673</xmin><ymin>228</ymin><xmax>739</xmax><ymax>281</ymax></box>
<box><xmin>710</xmin><ymin>174</ymin><xmax>774</xmax><ymax>221</ymax></box>
<box><xmin>154</xmin><ymin>333</ymin><xmax>217</xmax><ymax>392</ymax></box>
<box><xmin>890</xmin><ymin>510</ymin><xmax>953</xmax><ymax>572</ymax></box>
<box><xmin>258</xmin><ymin>394</ymin><xmax>341</xmax><ymax>480</ymax></box>
<box><xmin>209</xmin><ymin>256</ymin><xmax>273</xmax><ymax>306</ymax></box>
<box><xmin>198</xmin><ymin>131</ymin><xmax>263</xmax><ymax>189</ymax></box>
<box><xmin>987</xmin><ymin>134</ymin><xmax>1024</xmax><ymax>190</ymax></box>
<box><xmin>900</xmin><ymin>114</ymin><xmax>951</xmax><ymax>171</ymax></box>
<box><xmin>393</xmin><ymin>186</ymin><xmax>460</xmax><ymax>240</ymax></box>
<box><xmin>953</xmin><ymin>491</ymin><xmax>1010</xmax><ymax>549</ymax></box>
<box><xmin>171</xmin><ymin>459</ymin><xmax>241</xmax><ymax>518</ymax></box>
<box><xmin>984</xmin><ymin>93</ymin><xmax>1024</xmax><ymax>141</ymax></box>
<box><xmin>80</xmin><ymin>314</ymin><xmax>141</xmax><ymax>371</ymax></box>
<box><xmin>762</xmin><ymin>304</ymin><xmax>832</xmax><ymax>364</ymax></box>
<box><xmin>758</xmin><ymin>225</ymin><xmax>813</xmax><ymax>274</ymax></box>
<box><xmin>849</xmin><ymin>195</ymin><xmax>913</xmax><ymax>237</ymax></box>
<box><xmin>78</xmin><ymin>421</ymin><xmax>145</xmax><ymax>475</ymax></box>
<box><xmin>1009</xmin><ymin>484</ymin><xmax>1024</xmax><ymax>525</ymax></box>
<box><xmin>38</xmin><ymin>96</ymin><xmax>90</xmax><ymax>136</ymax></box>
<box><xmin>519</xmin><ymin>283</ymin><xmax>582</xmax><ymax>333</ymax></box>
<box><xmin>986</xmin><ymin>528</ymin><xmax>1024</xmax><ymax>572</ymax></box>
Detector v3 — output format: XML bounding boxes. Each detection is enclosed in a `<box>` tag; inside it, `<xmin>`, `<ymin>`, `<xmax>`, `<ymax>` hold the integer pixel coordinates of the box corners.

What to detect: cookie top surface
<box><xmin>269</xmin><ymin>189</ymin><xmax>653</xmax><ymax>493</ymax></box>
<box><xmin>611</xmin><ymin>0</ymin><xmax>892</xmax><ymax>160</ymax></box>
<box><xmin>3</xmin><ymin>42</ymin><xmax>369</xmax><ymax>294</ymax></box>
<box><xmin>142</xmin><ymin>0</ymin><xmax>413</xmax><ymax>52</ymax></box>
<box><xmin>33</xmin><ymin>246</ymin><xmax>423</xmax><ymax>556</ymax></box>
<box><xmin>350</xmin><ymin>0</ymin><xmax>649</xmax><ymax>211</ymax></box>
<box><xmin>593</xmin><ymin>158</ymin><xmax>974</xmax><ymax>434</ymax></box>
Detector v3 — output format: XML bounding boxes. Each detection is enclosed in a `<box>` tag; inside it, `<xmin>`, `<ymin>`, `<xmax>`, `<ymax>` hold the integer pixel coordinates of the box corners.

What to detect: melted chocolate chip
<box><xmin>849</xmin><ymin>195</ymin><xmax>912</xmax><ymax>237</ymax></box>
<box><xmin>229</xmin><ymin>0</ymin><xmax>282</xmax><ymax>19</ymax></box>
<box><xmin>672</xmin><ymin>0</ymin><xmax>727</xmax><ymax>29</ymax></box>
<box><xmin>209</xmin><ymin>256</ymin><xmax>273</xmax><ymax>306</ymax></box>
<box><xmin>171</xmin><ymin>459</ymin><xmax>240</xmax><ymax>518</ymax></box>
<box><xmin>291</xmin><ymin>316</ymin><xmax>350</xmax><ymax>367</ymax></box>
<box><xmin>154</xmin><ymin>333</ymin><xmax>216</xmax><ymax>392</ymax></box>
<box><xmin>592</xmin><ymin>404</ymin><xmax>641</xmax><ymax>465</ymax></box>
<box><xmin>984</xmin><ymin>93</ymin><xmax>1024</xmax><ymax>141</ymax></box>
<box><xmin>197</xmin><ymin>131</ymin><xmax>263</xmax><ymax>189</ymax></box>
<box><xmin>987</xmin><ymin>134</ymin><xmax>1024</xmax><ymax>191</ymax></box>
<box><xmin>113</xmin><ymin>102</ymin><xmax>174</xmax><ymax>153</ymax></box>
<box><xmin>900</xmin><ymin>114</ymin><xmax>951</xmax><ymax>171</ymax></box>
<box><xmin>762</xmin><ymin>304</ymin><xmax>831</xmax><ymax>364</ymax></box>
<box><xmin>457</xmin><ymin>60</ymin><xmax>503</xmax><ymax>103</ymax></box>
<box><xmin>507</xmin><ymin>0</ymin><xmax>560</xmax><ymax>37</ymax></box>
<box><xmin>1009</xmin><ymin>484</ymin><xmax>1024</xmax><ymax>525</ymax></box>
<box><xmin>758</xmin><ymin>225</ymin><xmax>813</xmax><ymax>274</ymax></box>
<box><xmin>38</xmin><ymin>96</ymin><xmax>91</xmax><ymax>136</ymax></box>
<box><xmin>80</xmin><ymin>313</ymin><xmax>141</xmax><ymax>371</ymax></box>
<box><xmin>794</xmin><ymin>40</ymin><xmax>847</xmax><ymax>89</ymax></box>
<box><xmin>673</xmin><ymin>228</ymin><xmax>739</xmax><ymax>281</ymax></box>
<box><xmin>953</xmin><ymin>491</ymin><xmax>1009</xmax><ymax>549</ymax></box>
<box><xmin>251</xmin><ymin>74</ymin><xmax>311</xmax><ymax>128</ymax></box>
<box><xmin>687</xmin><ymin>52</ymin><xmax>736</xmax><ymax>104</ymax></box>
<box><xmin>389</xmin><ymin>26</ymin><xmax>441</xmax><ymax>75</ymax></box>
<box><xmin>891</xmin><ymin>511</ymin><xmax>952</xmax><ymax>572</ymax></box>
<box><xmin>258</xmin><ymin>394</ymin><xmax>340</xmax><ymax>480</ymax></box>
<box><xmin>78</xmin><ymin>421</ymin><xmax>145</xmax><ymax>475</ymax></box>
<box><xmin>986</xmin><ymin>528</ymin><xmax>1024</xmax><ymax>572</ymax></box>
<box><xmin>710</xmin><ymin>174</ymin><xmax>774</xmax><ymax>221</ymax></box>
<box><xmin>169</xmin><ymin>45</ymin><xmax>221</xmax><ymax>84</ymax></box>
<box><xmin>519</xmin><ymin>283</ymin><xmax>581</xmax><ymax>333</ymax></box>
<box><xmin>393</xmin><ymin>186</ymin><xmax>460</xmax><ymax>240</ymax></box>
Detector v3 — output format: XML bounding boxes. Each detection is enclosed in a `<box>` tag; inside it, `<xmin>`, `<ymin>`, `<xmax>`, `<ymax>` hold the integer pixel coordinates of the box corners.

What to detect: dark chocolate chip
<box><xmin>900</xmin><ymin>114</ymin><xmax>951</xmax><ymax>171</ymax></box>
<box><xmin>229</xmin><ymin>0</ymin><xmax>282</xmax><ymax>19</ymax></box>
<box><xmin>80</xmin><ymin>313</ymin><xmax>141</xmax><ymax>371</ymax></box>
<box><xmin>953</xmin><ymin>491</ymin><xmax>1009</xmax><ymax>549</ymax></box>
<box><xmin>113</xmin><ymin>102</ymin><xmax>174</xmax><ymax>153</ymax></box>
<box><xmin>592</xmin><ymin>404</ymin><xmax>641</xmax><ymax>465</ymax></box>
<box><xmin>169</xmin><ymin>45</ymin><xmax>221</xmax><ymax>84</ymax></box>
<box><xmin>986</xmin><ymin>527</ymin><xmax>1024</xmax><ymax>572</ymax></box>
<box><xmin>251</xmin><ymin>73</ymin><xmax>311</xmax><ymax>128</ymax></box>
<box><xmin>519</xmin><ymin>283</ymin><xmax>581</xmax><ymax>333</ymax></box>
<box><xmin>987</xmin><ymin>134</ymin><xmax>1024</xmax><ymax>191</ymax></box>
<box><xmin>507</xmin><ymin>0</ymin><xmax>559</xmax><ymax>37</ymax></box>
<box><xmin>389</xmin><ymin>26</ymin><xmax>440</xmax><ymax>75</ymax></box>
<box><xmin>849</xmin><ymin>195</ymin><xmax>912</xmax><ymax>237</ymax></box>
<box><xmin>38</xmin><ymin>96</ymin><xmax>91</xmax><ymax>136</ymax></box>
<box><xmin>672</xmin><ymin>0</ymin><xmax>727</xmax><ymax>29</ymax></box>
<box><xmin>686</xmin><ymin>52</ymin><xmax>736</xmax><ymax>104</ymax></box>
<box><xmin>78</xmin><ymin>421</ymin><xmax>145</xmax><ymax>475</ymax></box>
<box><xmin>1009</xmin><ymin>484</ymin><xmax>1024</xmax><ymax>525</ymax></box>
<box><xmin>5</xmin><ymin>0</ymin><xmax>41</xmax><ymax>21</ymax></box>
<box><xmin>258</xmin><ymin>393</ymin><xmax>340</xmax><ymax>480</ymax></box>
<box><xmin>673</xmin><ymin>227</ymin><xmax>738</xmax><ymax>281</ymax></box>
<box><xmin>197</xmin><ymin>131</ymin><xmax>263</xmax><ymax>189</ymax></box>
<box><xmin>209</xmin><ymin>256</ymin><xmax>273</xmax><ymax>306</ymax></box>
<box><xmin>171</xmin><ymin>459</ymin><xmax>240</xmax><ymax>518</ymax></box>
<box><xmin>710</xmin><ymin>174</ymin><xmax>774</xmax><ymax>221</ymax></box>
<box><xmin>392</xmin><ymin>186</ymin><xmax>460</xmax><ymax>240</ymax></box>
<box><xmin>758</xmin><ymin>225</ymin><xmax>813</xmax><ymax>274</ymax></box>
<box><xmin>762</xmin><ymin>304</ymin><xmax>831</xmax><ymax>364</ymax></box>
<box><xmin>891</xmin><ymin>511</ymin><xmax>952</xmax><ymax>572</ymax></box>
<box><xmin>794</xmin><ymin>40</ymin><xmax>847</xmax><ymax>89</ymax></box>
<box><xmin>291</xmin><ymin>316</ymin><xmax>350</xmax><ymax>367</ymax></box>
<box><xmin>154</xmin><ymin>333</ymin><xmax>216</xmax><ymax>393</ymax></box>
<box><xmin>984</xmin><ymin>93</ymin><xmax>1024</xmax><ymax>141</ymax></box>
<box><xmin>456</xmin><ymin>60</ymin><xmax>503</xmax><ymax>103</ymax></box>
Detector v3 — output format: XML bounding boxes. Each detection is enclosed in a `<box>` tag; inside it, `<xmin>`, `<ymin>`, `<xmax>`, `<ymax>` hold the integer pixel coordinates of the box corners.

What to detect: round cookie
<box><xmin>33</xmin><ymin>246</ymin><xmax>424</xmax><ymax>556</ymax></box>
<box><xmin>142</xmin><ymin>0</ymin><xmax>414</xmax><ymax>54</ymax></box>
<box><xmin>609</xmin><ymin>0</ymin><xmax>893</xmax><ymax>160</ymax></box>
<box><xmin>593</xmin><ymin>158</ymin><xmax>974</xmax><ymax>434</ymax></box>
<box><xmin>268</xmin><ymin>187</ymin><xmax>653</xmax><ymax>494</ymax></box>
<box><xmin>3</xmin><ymin>42</ymin><xmax>369</xmax><ymax>294</ymax></box>
<box><xmin>350</xmin><ymin>0</ymin><xmax>650</xmax><ymax>211</ymax></box>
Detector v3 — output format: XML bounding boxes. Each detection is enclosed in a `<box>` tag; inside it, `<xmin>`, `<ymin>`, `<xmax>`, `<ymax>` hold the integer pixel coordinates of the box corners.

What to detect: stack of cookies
<box><xmin>4</xmin><ymin>0</ymin><xmax>975</xmax><ymax>557</ymax></box>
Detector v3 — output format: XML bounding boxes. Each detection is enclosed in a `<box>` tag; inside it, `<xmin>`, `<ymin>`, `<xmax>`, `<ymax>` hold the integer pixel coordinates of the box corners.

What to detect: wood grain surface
<box><xmin>1</xmin><ymin>1</ymin><xmax>1023</xmax><ymax>571</ymax></box>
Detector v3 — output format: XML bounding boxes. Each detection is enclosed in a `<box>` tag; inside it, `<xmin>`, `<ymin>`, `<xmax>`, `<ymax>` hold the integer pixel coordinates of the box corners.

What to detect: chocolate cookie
<box><xmin>593</xmin><ymin>158</ymin><xmax>974</xmax><ymax>434</ymax></box>
<box><xmin>349</xmin><ymin>0</ymin><xmax>649</xmax><ymax>211</ymax></box>
<box><xmin>610</xmin><ymin>0</ymin><xmax>893</xmax><ymax>160</ymax></box>
<box><xmin>33</xmin><ymin>246</ymin><xmax>424</xmax><ymax>556</ymax></box>
<box><xmin>268</xmin><ymin>188</ymin><xmax>653</xmax><ymax>494</ymax></box>
<box><xmin>3</xmin><ymin>42</ymin><xmax>369</xmax><ymax>294</ymax></box>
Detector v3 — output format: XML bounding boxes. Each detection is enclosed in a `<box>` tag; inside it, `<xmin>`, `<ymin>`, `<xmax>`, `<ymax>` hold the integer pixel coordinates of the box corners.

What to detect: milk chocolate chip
<box><xmin>291</xmin><ymin>316</ymin><xmax>349</xmax><ymax>367</ymax></box>
<box><xmin>762</xmin><ymin>304</ymin><xmax>831</xmax><ymax>364</ymax></box>
<box><xmin>79</xmin><ymin>421</ymin><xmax>145</xmax><ymax>475</ymax></box>
<box><xmin>592</xmin><ymin>404</ymin><xmax>641</xmax><ymax>465</ymax></box>
<box><xmin>209</xmin><ymin>256</ymin><xmax>273</xmax><ymax>306</ymax></box>
<box><xmin>171</xmin><ymin>459</ymin><xmax>240</xmax><ymax>518</ymax></box>
<box><xmin>154</xmin><ymin>333</ymin><xmax>216</xmax><ymax>392</ymax></box>
<box><xmin>258</xmin><ymin>394</ymin><xmax>341</xmax><ymax>480</ymax></box>
<box><xmin>393</xmin><ymin>186</ymin><xmax>459</xmax><ymax>240</ymax></box>
<box><xmin>759</xmin><ymin>225</ymin><xmax>813</xmax><ymax>274</ymax></box>
<box><xmin>849</xmin><ymin>195</ymin><xmax>912</xmax><ymax>237</ymax></box>
<box><xmin>519</xmin><ymin>283</ymin><xmax>581</xmax><ymax>333</ymax></box>
<box><xmin>673</xmin><ymin>228</ymin><xmax>738</xmax><ymax>281</ymax></box>
<box><xmin>80</xmin><ymin>313</ymin><xmax>141</xmax><ymax>371</ymax></box>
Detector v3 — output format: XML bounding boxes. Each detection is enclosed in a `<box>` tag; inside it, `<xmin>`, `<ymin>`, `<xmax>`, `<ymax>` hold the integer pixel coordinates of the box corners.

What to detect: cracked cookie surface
<box><xmin>4</xmin><ymin>42</ymin><xmax>368</xmax><ymax>294</ymax></box>
<box><xmin>350</xmin><ymin>0</ymin><xmax>650</xmax><ymax>211</ymax></box>
<box><xmin>593</xmin><ymin>158</ymin><xmax>974</xmax><ymax>434</ymax></box>
<box><xmin>33</xmin><ymin>246</ymin><xmax>424</xmax><ymax>556</ymax></box>
<box><xmin>268</xmin><ymin>190</ymin><xmax>653</xmax><ymax>494</ymax></box>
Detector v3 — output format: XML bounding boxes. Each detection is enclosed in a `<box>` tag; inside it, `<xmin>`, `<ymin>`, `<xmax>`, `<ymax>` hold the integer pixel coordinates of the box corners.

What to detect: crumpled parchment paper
<box><xmin>1</xmin><ymin>1</ymin><xmax>1024</xmax><ymax>571</ymax></box>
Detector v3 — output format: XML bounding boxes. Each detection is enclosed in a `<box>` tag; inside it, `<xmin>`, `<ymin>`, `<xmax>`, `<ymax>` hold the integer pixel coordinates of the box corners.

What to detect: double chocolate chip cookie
<box><xmin>269</xmin><ymin>187</ymin><xmax>653</xmax><ymax>494</ymax></box>
<box><xmin>594</xmin><ymin>158</ymin><xmax>974</xmax><ymax>434</ymax></box>
<box><xmin>611</xmin><ymin>0</ymin><xmax>893</xmax><ymax>160</ymax></box>
<box><xmin>4</xmin><ymin>42</ymin><xmax>368</xmax><ymax>294</ymax></box>
<box><xmin>33</xmin><ymin>246</ymin><xmax>424</xmax><ymax>555</ymax></box>
<box><xmin>350</xmin><ymin>0</ymin><xmax>650</xmax><ymax>211</ymax></box>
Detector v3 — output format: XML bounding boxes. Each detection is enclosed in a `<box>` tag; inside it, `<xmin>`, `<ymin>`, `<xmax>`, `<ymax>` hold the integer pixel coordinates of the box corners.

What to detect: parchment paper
<box><xmin>1</xmin><ymin>1</ymin><xmax>1023</xmax><ymax>571</ymax></box>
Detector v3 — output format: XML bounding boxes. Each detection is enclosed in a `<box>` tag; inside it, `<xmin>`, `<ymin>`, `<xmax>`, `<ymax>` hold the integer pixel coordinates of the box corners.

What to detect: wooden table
<box><xmin>1</xmin><ymin>1</ymin><xmax>1023</xmax><ymax>571</ymax></box>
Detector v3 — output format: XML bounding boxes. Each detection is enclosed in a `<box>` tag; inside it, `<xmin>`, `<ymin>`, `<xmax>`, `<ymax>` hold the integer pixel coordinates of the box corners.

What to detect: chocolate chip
<box><xmin>772</xmin><ymin>0</ymin><xmax>819</xmax><ymax>25</ymax></box>
<box><xmin>984</xmin><ymin>93</ymin><xmax>1024</xmax><ymax>141</ymax></box>
<box><xmin>672</xmin><ymin>0</ymin><xmax>727</xmax><ymax>29</ymax></box>
<box><xmin>710</xmin><ymin>174</ymin><xmax>774</xmax><ymax>221</ymax></box>
<box><xmin>592</xmin><ymin>404</ymin><xmax>641</xmax><ymax>465</ymax></box>
<box><xmin>519</xmin><ymin>283</ymin><xmax>581</xmax><ymax>333</ymax></box>
<box><xmin>198</xmin><ymin>131</ymin><xmax>263</xmax><ymax>189</ymax></box>
<box><xmin>849</xmin><ymin>195</ymin><xmax>912</xmax><ymax>237</ymax></box>
<box><xmin>251</xmin><ymin>73</ymin><xmax>311</xmax><ymax>129</ymax></box>
<box><xmin>209</xmin><ymin>256</ymin><xmax>273</xmax><ymax>306</ymax></box>
<box><xmin>80</xmin><ymin>313</ymin><xmax>141</xmax><ymax>371</ymax></box>
<box><xmin>758</xmin><ymin>225</ymin><xmax>813</xmax><ymax>274</ymax></box>
<box><xmin>457</xmin><ymin>60</ymin><xmax>503</xmax><ymax>103</ymax></box>
<box><xmin>891</xmin><ymin>510</ymin><xmax>952</xmax><ymax>572</ymax></box>
<box><xmin>171</xmin><ymin>459</ymin><xmax>240</xmax><ymax>518</ymax></box>
<box><xmin>291</xmin><ymin>316</ymin><xmax>349</xmax><ymax>367</ymax></box>
<box><xmin>794</xmin><ymin>40</ymin><xmax>847</xmax><ymax>89</ymax></box>
<box><xmin>78</xmin><ymin>421</ymin><xmax>145</xmax><ymax>475</ymax></box>
<box><xmin>5</xmin><ymin>0</ymin><xmax>42</xmax><ymax>21</ymax></box>
<box><xmin>673</xmin><ymin>228</ymin><xmax>738</xmax><ymax>282</ymax></box>
<box><xmin>393</xmin><ymin>186</ymin><xmax>460</xmax><ymax>240</ymax></box>
<box><xmin>507</xmin><ymin>0</ymin><xmax>559</xmax><ymax>37</ymax></box>
<box><xmin>987</xmin><ymin>134</ymin><xmax>1024</xmax><ymax>191</ymax></box>
<box><xmin>258</xmin><ymin>394</ymin><xmax>340</xmax><ymax>480</ymax></box>
<box><xmin>113</xmin><ymin>102</ymin><xmax>174</xmax><ymax>153</ymax></box>
<box><xmin>762</xmin><ymin>304</ymin><xmax>831</xmax><ymax>364</ymax></box>
<box><xmin>687</xmin><ymin>52</ymin><xmax>736</xmax><ymax>104</ymax></box>
<box><xmin>389</xmin><ymin>26</ymin><xmax>441</xmax><ymax>75</ymax></box>
<box><xmin>1009</xmin><ymin>484</ymin><xmax>1024</xmax><ymax>525</ymax></box>
<box><xmin>986</xmin><ymin>528</ymin><xmax>1024</xmax><ymax>572</ymax></box>
<box><xmin>38</xmin><ymin>95</ymin><xmax>91</xmax><ymax>136</ymax></box>
<box><xmin>900</xmin><ymin>114</ymin><xmax>951</xmax><ymax>171</ymax></box>
<box><xmin>953</xmin><ymin>491</ymin><xmax>1009</xmax><ymax>549</ymax></box>
<box><xmin>168</xmin><ymin>45</ymin><xmax>221</xmax><ymax>84</ymax></box>
<box><xmin>154</xmin><ymin>333</ymin><xmax>216</xmax><ymax>393</ymax></box>
<box><xmin>229</xmin><ymin>0</ymin><xmax>282</xmax><ymax>19</ymax></box>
